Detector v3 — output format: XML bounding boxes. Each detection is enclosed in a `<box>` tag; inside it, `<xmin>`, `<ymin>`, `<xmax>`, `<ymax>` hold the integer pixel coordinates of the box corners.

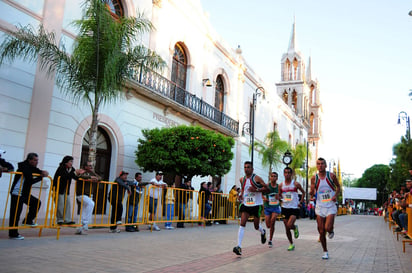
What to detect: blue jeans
<box><xmin>165</xmin><ymin>204</ymin><xmax>174</xmax><ymax>227</ymax></box>
<box><xmin>203</xmin><ymin>203</ymin><xmax>211</xmax><ymax>218</ymax></box>
<box><xmin>399</xmin><ymin>213</ymin><xmax>408</xmax><ymax>230</ymax></box>
<box><xmin>127</xmin><ymin>204</ymin><xmax>138</xmax><ymax>224</ymax></box>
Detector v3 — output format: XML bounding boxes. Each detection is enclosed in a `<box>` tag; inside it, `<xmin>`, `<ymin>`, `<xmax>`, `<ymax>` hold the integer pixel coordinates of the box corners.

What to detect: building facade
<box><xmin>0</xmin><ymin>0</ymin><xmax>322</xmax><ymax>213</ymax></box>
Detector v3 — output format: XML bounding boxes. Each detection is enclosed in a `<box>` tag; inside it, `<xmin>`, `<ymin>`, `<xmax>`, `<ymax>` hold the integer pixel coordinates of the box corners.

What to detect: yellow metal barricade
<box><xmin>0</xmin><ymin>172</ymin><xmax>52</xmax><ymax>238</ymax></box>
<box><xmin>145</xmin><ymin>186</ymin><xmax>203</xmax><ymax>231</ymax></box>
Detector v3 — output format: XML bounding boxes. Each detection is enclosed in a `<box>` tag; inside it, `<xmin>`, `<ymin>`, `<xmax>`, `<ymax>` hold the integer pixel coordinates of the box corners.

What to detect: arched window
<box><xmin>310</xmin><ymin>85</ymin><xmax>316</xmax><ymax>104</ymax></box>
<box><xmin>292</xmin><ymin>90</ymin><xmax>297</xmax><ymax>113</ymax></box>
<box><xmin>285</xmin><ymin>59</ymin><xmax>291</xmax><ymax>81</ymax></box>
<box><xmin>104</xmin><ymin>0</ymin><xmax>123</xmax><ymax>18</ymax></box>
<box><xmin>310</xmin><ymin>113</ymin><xmax>315</xmax><ymax>134</ymax></box>
<box><xmin>171</xmin><ymin>43</ymin><xmax>187</xmax><ymax>89</ymax></box>
<box><xmin>293</xmin><ymin>58</ymin><xmax>298</xmax><ymax>80</ymax></box>
<box><xmin>215</xmin><ymin>75</ymin><xmax>224</xmax><ymax>112</ymax></box>
<box><xmin>282</xmin><ymin>90</ymin><xmax>288</xmax><ymax>105</ymax></box>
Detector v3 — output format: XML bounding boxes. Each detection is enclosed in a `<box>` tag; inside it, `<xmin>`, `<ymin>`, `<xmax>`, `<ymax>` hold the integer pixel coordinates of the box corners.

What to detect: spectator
<box><xmin>0</xmin><ymin>149</ymin><xmax>14</xmax><ymax>177</ymax></box>
<box><xmin>184</xmin><ymin>179</ymin><xmax>195</xmax><ymax>222</ymax></box>
<box><xmin>399</xmin><ymin>180</ymin><xmax>412</xmax><ymax>234</ymax></box>
<box><xmin>308</xmin><ymin>198</ymin><xmax>316</xmax><ymax>220</ymax></box>
<box><xmin>229</xmin><ymin>185</ymin><xmax>238</xmax><ymax>219</ymax></box>
<box><xmin>53</xmin><ymin>155</ymin><xmax>84</xmax><ymax>225</ymax></box>
<box><xmin>165</xmin><ymin>183</ymin><xmax>175</xmax><ymax>229</ymax></box>
<box><xmin>125</xmin><ymin>172</ymin><xmax>144</xmax><ymax>232</ymax></box>
<box><xmin>199</xmin><ymin>182</ymin><xmax>212</xmax><ymax>226</ymax></box>
<box><xmin>108</xmin><ymin>171</ymin><xmax>130</xmax><ymax>233</ymax></box>
<box><xmin>213</xmin><ymin>182</ymin><xmax>224</xmax><ymax>224</ymax></box>
<box><xmin>75</xmin><ymin>161</ymin><xmax>100</xmax><ymax>235</ymax></box>
<box><xmin>148</xmin><ymin>172</ymin><xmax>167</xmax><ymax>231</ymax></box>
<box><xmin>9</xmin><ymin>153</ymin><xmax>49</xmax><ymax>240</ymax></box>
<box><xmin>176</xmin><ymin>180</ymin><xmax>188</xmax><ymax>228</ymax></box>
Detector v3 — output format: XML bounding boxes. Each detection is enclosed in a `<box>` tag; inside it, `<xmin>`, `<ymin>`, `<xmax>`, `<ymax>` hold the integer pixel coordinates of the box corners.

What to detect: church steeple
<box><xmin>280</xmin><ymin>20</ymin><xmax>304</xmax><ymax>82</ymax></box>
<box><xmin>288</xmin><ymin>17</ymin><xmax>297</xmax><ymax>53</ymax></box>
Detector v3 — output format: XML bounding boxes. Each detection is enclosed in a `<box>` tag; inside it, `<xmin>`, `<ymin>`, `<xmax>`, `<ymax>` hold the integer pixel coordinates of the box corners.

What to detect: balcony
<box><xmin>128</xmin><ymin>66</ymin><xmax>239</xmax><ymax>135</ymax></box>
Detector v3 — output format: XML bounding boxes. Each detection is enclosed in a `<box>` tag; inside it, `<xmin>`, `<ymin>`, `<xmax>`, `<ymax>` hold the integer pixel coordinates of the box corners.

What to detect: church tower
<box><xmin>276</xmin><ymin>20</ymin><xmax>322</xmax><ymax>162</ymax></box>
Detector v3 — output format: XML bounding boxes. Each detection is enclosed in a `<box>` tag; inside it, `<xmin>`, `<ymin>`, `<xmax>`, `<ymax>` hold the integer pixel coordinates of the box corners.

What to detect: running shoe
<box><xmin>9</xmin><ymin>234</ymin><xmax>24</xmax><ymax>240</ymax></box>
<box><xmin>76</xmin><ymin>228</ymin><xmax>88</xmax><ymax>235</ymax></box>
<box><xmin>233</xmin><ymin>246</ymin><xmax>242</xmax><ymax>256</ymax></box>
<box><xmin>109</xmin><ymin>228</ymin><xmax>121</xmax><ymax>233</ymax></box>
<box><xmin>153</xmin><ymin>225</ymin><xmax>160</xmax><ymax>231</ymax></box>
<box><xmin>268</xmin><ymin>241</ymin><xmax>273</xmax><ymax>248</ymax></box>
<box><xmin>322</xmin><ymin>252</ymin><xmax>329</xmax><ymax>259</ymax></box>
<box><xmin>294</xmin><ymin>225</ymin><xmax>299</xmax><ymax>239</ymax></box>
<box><xmin>328</xmin><ymin>231</ymin><xmax>334</xmax><ymax>239</ymax></box>
<box><xmin>287</xmin><ymin>244</ymin><xmax>295</xmax><ymax>251</ymax></box>
<box><xmin>261</xmin><ymin>229</ymin><xmax>267</xmax><ymax>244</ymax></box>
<box><xmin>22</xmin><ymin>220</ymin><xmax>38</xmax><ymax>227</ymax></box>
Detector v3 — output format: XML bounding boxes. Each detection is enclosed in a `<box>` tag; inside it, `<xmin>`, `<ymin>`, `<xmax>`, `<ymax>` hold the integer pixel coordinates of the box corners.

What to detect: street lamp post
<box><xmin>249</xmin><ymin>87</ymin><xmax>265</xmax><ymax>165</ymax></box>
<box><xmin>397</xmin><ymin>111</ymin><xmax>410</xmax><ymax>140</ymax></box>
<box><xmin>305</xmin><ymin>140</ymin><xmax>309</xmax><ymax>204</ymax></box>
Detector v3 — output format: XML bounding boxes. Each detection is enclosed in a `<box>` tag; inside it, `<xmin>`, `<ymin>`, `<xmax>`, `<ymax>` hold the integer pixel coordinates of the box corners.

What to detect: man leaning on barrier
<box><xmin>125</xmin><ymin>172</ymin><xmax>146</xmax><ymax>232</ymax></box>
<box><xmin>75</xmin><ymin>162</ymin><xmax>100</xmax><ymax>235</ymax></box>
<box><xmin>9</xmin><ymin>153</ymin><xmax>49</xmax><ymax>240</ymax></box>
<box><xmin>109</xmin><ymin>171</ymin><xmax>131</xmax><ymax>233</ymax></box>
<box><xmin>148</xmin><ymin>172</ymin><xmax>167</xmax><ymax>231</ymax></box>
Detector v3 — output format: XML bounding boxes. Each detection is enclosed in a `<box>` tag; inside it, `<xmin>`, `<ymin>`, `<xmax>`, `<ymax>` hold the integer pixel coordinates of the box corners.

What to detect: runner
<box><xmin>310</xmin><ymin>157</ymin><xmax>341</xmax><ymax>260</ymax></box>
<box><xmin>262</xmin><ymin>171</ymin><xmax>281</xmax><ymax>248</ymax></box>
<box><xmin>279</xmin><ymin>167</ymin><xmax>305</xmax><ymax>251</ymax></box>
<box><xmin>233</xmin><ymin>161</ymin><xmax>268</xmax><ymax>256</ymax></box>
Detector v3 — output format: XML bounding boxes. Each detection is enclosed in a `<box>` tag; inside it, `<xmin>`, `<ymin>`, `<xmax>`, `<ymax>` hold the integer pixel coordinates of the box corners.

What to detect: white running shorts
<box><xmin>315</xmin><ymin>205</ymin><xmax>337</xmax><ymax>218</ymax></box>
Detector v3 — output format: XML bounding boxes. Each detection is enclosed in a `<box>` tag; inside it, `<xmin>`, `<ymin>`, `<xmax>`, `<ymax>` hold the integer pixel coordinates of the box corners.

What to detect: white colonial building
<box><xmin>0</xmin><ymin>0</ymin><xmax>322</xmax><ymax>214</ymax></box>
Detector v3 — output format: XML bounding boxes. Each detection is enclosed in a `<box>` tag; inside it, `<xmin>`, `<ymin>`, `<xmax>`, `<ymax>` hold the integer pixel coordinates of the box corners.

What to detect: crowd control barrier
<box><xmin>402</xmin><ymin>194</ymin><xmax>412</xmax><ymax>252</ymax></box>
<box><xmin>0</xmin><ymin>172</ymin><xmax>53</xmax><ymax>237</ymax></box>
<box><xmin>1</xmin><ymin>175</ymin><xmax>241</xmax><ymax>239</ymax></box>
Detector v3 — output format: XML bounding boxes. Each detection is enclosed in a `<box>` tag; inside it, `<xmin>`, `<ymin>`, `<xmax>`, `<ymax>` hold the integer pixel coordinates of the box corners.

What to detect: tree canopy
<box><xmin>135</xmin><ymin>125</ymin><xmax>235</xmax><ymax>180</ymax></box>
<box><xmin>0</xmin><ymin>0</ymin><xmax>165</xmax><ymax>165</ymax></box>
<box><xmin>254</xmin><ymin>131</ymin><xmax>289</xmax><ymax>176</ymax></box>
<box><xmin>355</xmin><ymin>164</ymin><xmax>390</xmax><ymax>206</ymax></box>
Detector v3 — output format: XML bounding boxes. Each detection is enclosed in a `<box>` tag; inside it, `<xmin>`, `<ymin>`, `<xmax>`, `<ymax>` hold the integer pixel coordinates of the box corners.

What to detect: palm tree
<box><xmin>0</xmin><ymin>0</ymin><xmax>165</xmax><ymax>165</ymax></box>
<box><xmin>290</xmin><ymin>143</ymin><xmax>316</xmax><ymax>184</ymax></box>
<box><xmin>254</xmin><ymin>131</ymin><xmax>289</xmax><ymax>177</ymax></box>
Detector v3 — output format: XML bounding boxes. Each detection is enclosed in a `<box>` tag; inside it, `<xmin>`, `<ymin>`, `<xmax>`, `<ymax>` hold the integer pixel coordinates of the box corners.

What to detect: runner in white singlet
<box><xmin>233</xmin><ymin>161</ymin><xmax>268</xmax><ymax>256</ymax></box>
<box><xmin>310</xmin><ymin>157</ymin><xmax>341</xmax><ymax>260</ymax></box>
<box><xmin>279</xmin><ymin>167</ymin><xmax>305</xmax><ymax>251</ymax></box>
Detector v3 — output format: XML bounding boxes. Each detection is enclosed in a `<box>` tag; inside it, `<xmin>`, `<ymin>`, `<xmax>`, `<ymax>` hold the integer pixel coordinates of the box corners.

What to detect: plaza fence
<box><xmin>0</xmin><ymin>173</ymin><xmax>239</xmax><ymax>239</ymax></box>
<box><xmin>0</xmin><ymin>172</ymin><xmax>54</xmax><ymax>237</ymax></box>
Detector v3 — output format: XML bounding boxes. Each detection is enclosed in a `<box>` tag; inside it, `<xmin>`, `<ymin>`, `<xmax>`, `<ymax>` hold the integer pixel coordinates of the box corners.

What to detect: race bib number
<box><xmin>283</xmin><ymin>192</ymin><xmax>292</xmax><ymax>202</ymax></box>
<box><xmin>245</xmin><ymin>192</ymin><xmax>256</xmax><ymax>206</ymax></box>
<box><xmin>319</xmin><ymin>190</ymin><xmax>332</xmax><ymax>203</ymax></box>
<box><xmin>268</xmin><ymin>194</ymin><xmax>279</xmax><ymax>206</ymax></box>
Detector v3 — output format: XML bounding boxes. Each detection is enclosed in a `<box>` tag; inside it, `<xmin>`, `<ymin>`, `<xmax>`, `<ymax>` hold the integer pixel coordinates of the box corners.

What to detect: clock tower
<box><xmin>276</xmin><ymin>20</ymin><xmax>322</xmax><ymax>164</ymax></box>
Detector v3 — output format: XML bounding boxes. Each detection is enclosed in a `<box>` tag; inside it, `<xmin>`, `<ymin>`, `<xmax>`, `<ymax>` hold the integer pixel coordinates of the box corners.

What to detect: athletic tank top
<box><xmin>280</xmin><ymin>180</ymin><xmax>299</xmax><ymax>209</ymax></box>
<box><xmin>316</xmin><ymin>176</ymin><xmax>336</xmax><ymax>208</ymax></box>
<box><xmin>242</xmin><ymin>176</ymin><xmax>263</xmax><ymax>206</ymax></box>
<box><xmin>264</xmin><ymin>183</ymin><xmax>280</xmax><ymax>208</ymax></box>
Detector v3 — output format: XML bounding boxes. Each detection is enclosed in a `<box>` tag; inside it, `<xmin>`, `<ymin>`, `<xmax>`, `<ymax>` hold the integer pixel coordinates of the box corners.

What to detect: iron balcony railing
<box><xmin>129</xmin><ymin>66</ymin><xmax>239</xmax><ymax>134</ymax></box>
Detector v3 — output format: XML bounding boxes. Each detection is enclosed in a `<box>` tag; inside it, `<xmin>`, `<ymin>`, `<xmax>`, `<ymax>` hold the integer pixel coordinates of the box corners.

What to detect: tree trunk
<box><xmin>88</xmin><ymin>107</ymin><xmax>99</xmax><ymax>168</ymax></box>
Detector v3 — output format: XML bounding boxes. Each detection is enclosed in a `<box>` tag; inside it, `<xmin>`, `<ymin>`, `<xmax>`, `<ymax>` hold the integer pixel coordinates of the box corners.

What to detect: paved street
<box><xmin>0</xmin><ymin>215</ymin><xmax>411</xmax><ymax>273</ymax></box>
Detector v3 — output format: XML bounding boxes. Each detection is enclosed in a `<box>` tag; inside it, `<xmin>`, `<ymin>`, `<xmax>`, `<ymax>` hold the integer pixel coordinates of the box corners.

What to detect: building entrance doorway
<box><xmin>81</xmin><ymin>127</ymin><xmax>112</xmax><ymax>214</ymax></box>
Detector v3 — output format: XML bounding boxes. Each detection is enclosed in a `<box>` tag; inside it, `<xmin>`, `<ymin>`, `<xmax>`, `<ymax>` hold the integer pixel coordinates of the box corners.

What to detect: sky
<box><xmin>200</xmin><ymin>0</ymin><xmax>412</xmax><ymax>179</ymax></box>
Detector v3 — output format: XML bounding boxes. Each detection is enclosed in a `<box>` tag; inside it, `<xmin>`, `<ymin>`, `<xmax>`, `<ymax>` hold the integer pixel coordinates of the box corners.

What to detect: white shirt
<box><xmin>316</xmin><ymin>176</ymin><xmax>336</xmax><ymax>208</ymax></box>
<box><xmin>242</xmin><ymin>176</ymin><xmax>263</xmax><ymax>206</ymax></box>
<box><xmin>280</xmin><ymin>180</ymin><xmax>299</xmax><ymax>209</ymax></box>
<box><xmin>149</xmin><ymin>177</ymin><xmax>167</xmax><ymax>199</ymax></box>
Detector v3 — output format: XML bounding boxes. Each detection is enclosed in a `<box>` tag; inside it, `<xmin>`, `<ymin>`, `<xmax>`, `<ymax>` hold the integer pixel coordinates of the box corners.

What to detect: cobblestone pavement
<box><xmin>0</xmin><ymin>215</ymin><xmax>411</xmax><ymax>273</ymax></box>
